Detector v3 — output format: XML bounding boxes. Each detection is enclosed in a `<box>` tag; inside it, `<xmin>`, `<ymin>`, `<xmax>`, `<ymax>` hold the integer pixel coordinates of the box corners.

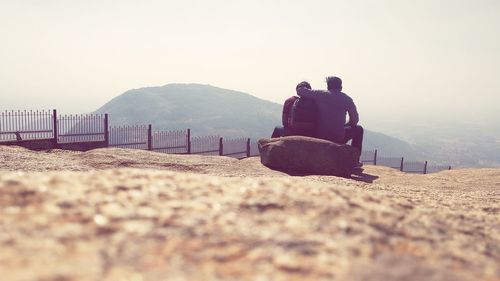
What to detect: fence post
<box><xmin>423</xmin><ymin>161</ymin><xmax>428</xmax><ymax>174</ymax></box>
<box><xmin>104</xmin><ymin>114</ymin><xmax>109</xmax><ymax>146</ymax></box>
<box><xmin>246</xmin><ymin>138</ymin><xmax>251</xmax><ymax>157</ymax></box>
<box><xmin>147</xmin><ymin>124</ymin><xmax>152</xmax><ymax>151</ymax></box>
<box><xmin>219</xmin><ymin>137</ymin><xmax>223</xmax><ymax>156</ymax></box>
<box><xmin>400</xmin><ymin>157</ymin><xmax>404</xmax><ymax>172</ymax></box>
<box><xmin>373</xmin><ymin>149</ymin><xmax>378</xmax><ymax>165</ymax></box>
<box><xmin>52</xmin><ymin>109</ymin><xmax>58</xmax><ymax>148</ymax></box>
<box><xmin>187</xmin><ymin>129</ymin><xmax>191</xmax><ymax>154</ymax></box>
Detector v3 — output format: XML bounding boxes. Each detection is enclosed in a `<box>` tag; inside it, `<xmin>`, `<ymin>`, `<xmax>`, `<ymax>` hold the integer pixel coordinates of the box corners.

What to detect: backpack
<box><xmin>290</xmin><ymin>97</ymin><xmax>317</xmax><ymax>137</ymax></box>
<box><xmin>282</xmin><ymin>96</ymin><xmax>299</xmax><ymax>128</ymax></box>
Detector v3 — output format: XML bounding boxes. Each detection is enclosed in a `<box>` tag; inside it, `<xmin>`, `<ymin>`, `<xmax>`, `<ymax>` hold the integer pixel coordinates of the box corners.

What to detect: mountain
<box><xmin>95</xmin><ymin>83</ymin><xmax>424</xmax><ymax>159</ymax></box>
<box><xmin>95</xmin><ymin>84</ymin><xmax>281</xmax><ymax>139</ymax></box>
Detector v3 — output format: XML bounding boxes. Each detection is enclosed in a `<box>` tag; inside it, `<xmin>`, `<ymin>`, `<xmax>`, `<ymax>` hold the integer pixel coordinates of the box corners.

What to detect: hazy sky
<box><xmin>1</xmin><ymin>0</ymin><xmax>499</xmax><ymax>123</ymax></box>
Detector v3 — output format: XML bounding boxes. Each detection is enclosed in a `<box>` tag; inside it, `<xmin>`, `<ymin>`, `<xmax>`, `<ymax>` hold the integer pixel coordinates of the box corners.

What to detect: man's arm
<box><xmin>296</xmin><ymin>87</ymin><xmax>326</xmax><ymax>98</ymax></box>
<box><xmin>346</xmin><ymin>98</ymin><xmax>359</xmax><ymax>126</ymax></box>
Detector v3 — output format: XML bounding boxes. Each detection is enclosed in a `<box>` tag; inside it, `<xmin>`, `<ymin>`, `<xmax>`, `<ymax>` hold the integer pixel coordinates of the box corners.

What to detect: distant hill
<box><xmin>95</xmin><ymin>84</ymin><xmax>281</xmax><ymax>139</ymax></box>
<box><xmin>95</xmin><ymin>83</ymin><xmax>423</xmax><ymax>158</ymax></box>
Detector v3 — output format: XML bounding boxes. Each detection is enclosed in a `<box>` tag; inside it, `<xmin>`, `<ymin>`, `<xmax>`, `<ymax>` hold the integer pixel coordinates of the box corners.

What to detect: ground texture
<box><xmin>0</xmin><ymin>146</ymin><xmax>499</xmax><ymax>281</ymax></box>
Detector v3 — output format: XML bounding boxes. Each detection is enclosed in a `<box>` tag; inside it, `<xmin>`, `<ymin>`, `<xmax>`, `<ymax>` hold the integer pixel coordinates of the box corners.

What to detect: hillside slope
<box><xmin>0</xmin><ymin>146</ymin><xmax>499</xmax><ymax>281</ymax></box>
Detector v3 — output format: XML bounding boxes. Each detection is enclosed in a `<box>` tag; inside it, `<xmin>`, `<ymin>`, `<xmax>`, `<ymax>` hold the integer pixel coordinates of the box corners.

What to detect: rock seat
<box><xmin>258</xmin><ymin>136</ymin><xmax>360</xmax><ymax>176</ymax></box>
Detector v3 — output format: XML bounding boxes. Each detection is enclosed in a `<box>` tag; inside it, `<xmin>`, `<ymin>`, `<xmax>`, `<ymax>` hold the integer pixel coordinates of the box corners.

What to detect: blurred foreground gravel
<box><xmin>0</xmin><ymin>146</ymin><xmax>499</xmax><ymax>281</ymax></box>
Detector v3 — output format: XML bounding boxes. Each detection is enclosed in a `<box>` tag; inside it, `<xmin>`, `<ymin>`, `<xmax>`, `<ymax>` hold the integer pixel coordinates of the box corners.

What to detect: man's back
<box><xmin>296</xmin><ymin>88</ymin><xmax>358</xmax><ymax>142</ymax></box>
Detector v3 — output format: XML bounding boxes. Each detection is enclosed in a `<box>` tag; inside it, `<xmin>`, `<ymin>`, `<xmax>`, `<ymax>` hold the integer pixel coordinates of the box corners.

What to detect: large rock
<box><xmin>258</xmin><ymin>136</ymin><xmax>360</xmax><ymax>176</ymax></box>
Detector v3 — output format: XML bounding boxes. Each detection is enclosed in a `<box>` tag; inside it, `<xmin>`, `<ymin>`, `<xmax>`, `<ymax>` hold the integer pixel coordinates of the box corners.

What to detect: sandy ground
<box><xmin>0</xmin><ymin>146</ymin><xmax>499</xmax><ymax>281</ymax></box>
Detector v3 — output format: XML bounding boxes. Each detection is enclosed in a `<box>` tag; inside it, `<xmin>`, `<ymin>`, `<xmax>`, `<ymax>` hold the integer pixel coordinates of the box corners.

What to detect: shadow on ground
<box><xmin>350</xmin><ymin>172</ymin><xmax>379</xmax><ymax>183</ymax></box>
<box><xmin>277</xmin><ymin>169</ymin><xmax>379</xmax><ymax>183</ymax></box>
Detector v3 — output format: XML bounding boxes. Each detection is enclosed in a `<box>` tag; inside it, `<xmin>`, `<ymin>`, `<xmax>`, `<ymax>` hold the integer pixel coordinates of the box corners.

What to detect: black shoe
<box><xmin>354</xmin><ymin>162</ymin><xmax>363</xmax><ymax>168</ymax></box>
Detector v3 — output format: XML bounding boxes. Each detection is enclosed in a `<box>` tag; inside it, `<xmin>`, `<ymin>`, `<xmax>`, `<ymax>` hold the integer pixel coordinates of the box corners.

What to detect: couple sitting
<box><xmin>272</xmin><ymin>76</ymin><xmax>364</xmax><ymax>167</ymax></box>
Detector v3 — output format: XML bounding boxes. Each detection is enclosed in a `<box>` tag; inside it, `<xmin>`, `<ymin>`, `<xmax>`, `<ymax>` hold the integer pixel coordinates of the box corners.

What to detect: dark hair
<box><xmin>326</xmin><ymin>76</ymin><xmax>342</xmax><ymax>91</ymax></box>
<box><xmin>296</xmin><ymin>81</ymin><xmax>311</xmax><ymax>91</ymax></box>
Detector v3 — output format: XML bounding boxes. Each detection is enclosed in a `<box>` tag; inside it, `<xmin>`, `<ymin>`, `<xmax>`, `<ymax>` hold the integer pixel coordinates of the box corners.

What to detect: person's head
<box><xmin>326</xmin><ymin>76</ymin><xmax>342</xmax><ymax>91</ymax></box>
<box><xmin>296</xmin><ymin>81</ymin><xmax>311</xmax><ymax>91</ymax></box>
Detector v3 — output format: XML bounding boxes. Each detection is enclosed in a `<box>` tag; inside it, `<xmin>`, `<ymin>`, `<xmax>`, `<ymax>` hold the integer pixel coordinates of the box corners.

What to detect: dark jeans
<box><xmin>271</xmin><ymin>126</ymin><xmax>290</xmax><ymax>138</ymax></box>
<box><xmin>343</xmin><ymin>125</ymin><xmax>364</xmax><ymax>153</ymax></box>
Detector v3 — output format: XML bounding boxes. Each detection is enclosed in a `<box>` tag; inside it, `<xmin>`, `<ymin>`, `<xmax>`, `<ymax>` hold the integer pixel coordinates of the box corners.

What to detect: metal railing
<box><xmin>107</xmin><ymin>126</ymin><xmax>252</xmax><ymax>158</ymax></box>
<box><xmin>109</xmin><ymin>125</ymin><xmax>149</xmax><ymax>150</ymax></box>
<box><xmin>0</xmin><ymin>110</ymin><xmax>54</xmax><ymax>142</ymax></box>
<box><xmin>360</xmin><ymin>150</ymin><xmax>451</xmax><ymax>174</ymax></box>
<box><xmin>0</xmin><ymin>109</ymin><xmax>454</xmax><ymax>172</ymax></box>
<box><xmin>191</xmin><ymin>135</ymin><xmax>221</xmax><ymax>156</ymax></box>
<box><xmin>360</xmin><ymin>149</ymin><xmax>377</xmax><ymax>165</ymax></box>
<box><xmin>152</xmin><ymin>129</ymin><xmax>189</xmax><ymax>154</ymax></box>
<box><xmin>57</xmin><ymin>113</ymin><xmax>108</xmax><ymax>144</ymax></box>
<box><xmin>222</xmin><ymin>138</ymin><xmax>250</xmax><ymax>158</ymax></box>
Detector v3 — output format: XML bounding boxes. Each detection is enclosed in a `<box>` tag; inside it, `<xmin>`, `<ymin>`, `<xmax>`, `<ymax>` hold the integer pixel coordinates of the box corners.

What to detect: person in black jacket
<box><xmin>271</xmin><ymin>81</ymin><xmax>311</xmax><ymax>138</ymax></box>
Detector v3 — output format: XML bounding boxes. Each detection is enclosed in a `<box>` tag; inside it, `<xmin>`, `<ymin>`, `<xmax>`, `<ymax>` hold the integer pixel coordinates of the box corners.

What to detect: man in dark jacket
<box><xmin>271</xmin><ymin>81</ymin><xmax>311</xmax><ymax>138</ymax></box>
<box><xmin>296</xmin><ymin>76</ymin><xmax>364</xmax><ymax>165</ymax></box>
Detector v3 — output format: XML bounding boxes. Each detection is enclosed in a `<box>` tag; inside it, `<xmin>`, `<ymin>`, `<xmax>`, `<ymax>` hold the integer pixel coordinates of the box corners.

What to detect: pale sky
<box><xmin>1</xmin><ymin>0</ymin><xmax>499</xmax><ymax>124</ymax></box>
